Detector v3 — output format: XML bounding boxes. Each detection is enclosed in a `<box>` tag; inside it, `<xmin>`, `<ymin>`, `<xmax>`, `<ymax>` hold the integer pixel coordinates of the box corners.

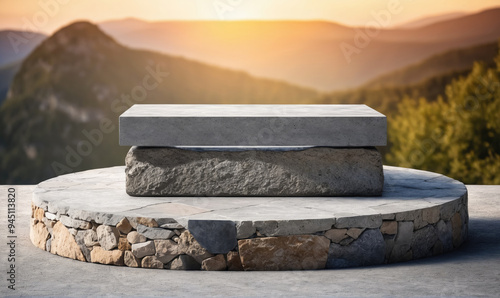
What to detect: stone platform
<box><xmin>30</xmin><ymin>166</ymin><xmax>468</xmax><ymax>271</ymax></box>
<box><xmin>125</xmin><ymin>146</ymin><xmax>384</xmax><ymax>197</ymax></box>
<box><xmin>119</xmin><ymin>104</ymin><xmax>387</xmax><ymax>147</ymax></box>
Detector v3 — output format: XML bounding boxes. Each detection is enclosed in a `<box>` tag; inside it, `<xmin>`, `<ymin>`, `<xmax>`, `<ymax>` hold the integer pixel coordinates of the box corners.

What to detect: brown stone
<box><xmin>50</xmin><ymin>222</ymin><xmax>86</xmax><ymax>262</ymax></box>
<box><xmin>380</xmin><ymin>221</ymin><xmax>398</xmax><ymax>235</ymax></box>
<box><xmin>34</xmin><ymin>207</ymin><xmax>45</xmax><ymax>221</ymax></box>
<box><xmin>142</xmin><ymin>256</ymin><xmax>164</xmax><ymax>269</ymax></box>
<box><xmin>324</xmin><ymin>229</ymin><xmax>348</xmax><ymax>243</ymax></box>
<box><xmin>451</xmin><ymin>212</ymin><xmax>462</xmax><ymax>247</ymax></box>
<box><xmin>347</xmin><ymin>228</ymin><xmax>365</xmax><ymax>239</ymax></box>
<box><xmin>227</xmin><ymin>251</ymin><xmax>244</xmax><ymax>271</ymax></box>
<box><xmin>91</xmin><ymin>246</ymin><xmax>124</xmax><ymax>265</ymax></box>
<box><xmin>30</xmin><ymin>220</ymin><xmax>49</xmax><ymax>250</ymax></box>
<box><xmin>423</xmin><ymin>207</ymin><xmax>441</xmax><ymax>225</ymax></box>
<box><xmin>154</xmin><ymin>240</ymin><xmax>181</xmax><ymax>264</ymax></box>
<box><xmin>238</xmin><ymin>235</ymin><xmax>330</xmax><ymax>270</ymax></box>
<box><xmin>118</xmin><ymin>236</ymin><xmax>131</xmax><ymax>251</ymax></box>
<box><xmin>178</xmin><ymin>231</ymin><xmax>213</xmax><ymax>263</ymax></box>
<box><xmin>31</xmin><ymin>202</ymin><xmax>36</xmax><ymax>218</ymax></box>
<box><xmin>170</xmin><ymin>255</ymin><xmax>201</xmax><ymax>270</ymax></box>
<box><xmin>127</xmin><ymin>231</ymin><xmax>147</xmax><ymax>244</ymax></box>
<box><xmin>117</xmin><ymin>217</ymin><xmax>133</xmax><ymax>234</ymax></box>
<box><xmin>136</xmin><ymin>217</ymin><xmax>158</xmax><ymax>228</ymax></box>
<box><xmin>124</xmin><ymin>250</ymin><xmax>141</xmax><ymax>267</ymax></box>
<box><xmin>202</xmin><ymin>254</ymin><xmax>227</xmax><ymax>271</ymax></box>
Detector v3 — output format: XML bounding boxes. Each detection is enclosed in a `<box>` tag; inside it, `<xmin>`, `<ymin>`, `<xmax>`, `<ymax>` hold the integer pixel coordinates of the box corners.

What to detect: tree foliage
<box><xmin>387</xmin><ymin>49</ymin><xmax>500</xmax><ymax>184</ymax></box>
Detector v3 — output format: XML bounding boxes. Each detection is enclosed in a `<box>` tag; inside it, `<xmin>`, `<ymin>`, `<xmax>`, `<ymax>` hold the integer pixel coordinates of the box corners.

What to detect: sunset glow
<box><xmin>0</xmin><ymin>0</ymin><xmax>499</xmax><ymax>33</ymax></box>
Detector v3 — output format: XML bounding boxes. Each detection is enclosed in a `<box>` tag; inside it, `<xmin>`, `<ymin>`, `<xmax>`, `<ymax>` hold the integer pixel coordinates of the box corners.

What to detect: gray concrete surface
<box><xmin>0</xmin><ymin>184</ymin><xmax>499</xmax><ymax>297</ymax></box>
<box><xmin>119</xmin><ymin>104</ymin><xmax>387</xmax><ymax>146</ymax></box>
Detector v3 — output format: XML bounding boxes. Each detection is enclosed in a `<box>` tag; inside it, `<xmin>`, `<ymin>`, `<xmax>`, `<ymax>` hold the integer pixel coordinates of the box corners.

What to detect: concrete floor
<box><xmin>0</xmin><ymin>184</ymin><xmax>499</xmax><ymax>297</ymax></box>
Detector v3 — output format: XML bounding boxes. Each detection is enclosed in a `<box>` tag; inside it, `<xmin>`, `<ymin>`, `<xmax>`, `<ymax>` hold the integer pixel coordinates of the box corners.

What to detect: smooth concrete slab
<box><xmin>1</xmin><ymin>184</ymin><xmax>498</xmax><ymax>296</ymax></box>
<box><xmin>119</xmin><ymin>104</ymin><xmax>387</xmax><ymax>146</ymax></box>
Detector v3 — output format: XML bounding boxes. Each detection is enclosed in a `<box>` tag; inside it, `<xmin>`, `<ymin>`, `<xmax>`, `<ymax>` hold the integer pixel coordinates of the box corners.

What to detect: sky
<box><xmin>0</xmin><ymin>0</ymin><xmax>499</xmax><ymax>33</ymax></box>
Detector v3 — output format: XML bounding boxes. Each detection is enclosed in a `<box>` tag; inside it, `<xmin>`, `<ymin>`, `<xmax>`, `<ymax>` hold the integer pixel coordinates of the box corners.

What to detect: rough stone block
<box><xmin>188</xmin><ymin>220</ymin><xmax>237</xmax><ymax>254</ymax></box>
<box><xmin>236</xmin><ymin>221</ymin><xmax>255</xmax><ymax>239</ymax></box>
<box><xmin>96</xmin><ymin>225</ymin><xmax>120</xmax><ymax>250</ymax></box>
<box><xmin>238</xmin><ymin>235</ymin><xmax>330</xmax><ymax>270</ymax></box>
<box><xmin>30</xmin><ymin>220</ymin><xmax>49</xmax><ymax>250</ymax></box>
<box><xmin>91</xmin><ymin>247</ymin><xmax>124</xmax><ymax>265</ymax></box>
<box><xmin>127</xmin><ymin>231</ymin><xmax>147</xmax><ymax>244</ymax></box>
<box><xmin>201</xmin><ymin>254</ymin><xmax>227</xmax><ymax>271</ymax></box>
<box><xmin>253</xmin><ymin>219</ymin><xmax>335</xmax><ymax>237</ymax></box>
<box><xmin>142</xmin><ymin>256</ymin><xmax>164</xmax><ymax>269</ymax></box>
<box><xmin>170</xmin><ymin>255</ymin><xmax>201</xmax><ymax>270</ymax></box>
<box><xmin>124</xmin><ymin>250</ymin><xmax>141</xmax><ymax>267</ymax></box>
<box><xmin>326</xmin><ymin>229</ymin><xmax>385</xmax><ymax>268</ymax></box>
<box><xmin>125</xmin><ymin>146</ymin><xmax>384</xmax><ymax>197</ymax></box>
<box><xmin>227</xmin><ymin>251</ymin><xmax>244</xmax><ymax>271</ymax></box>
<box><xmin>50</xmin><ymin>222</ymin><xmax>86</xmax><ymax>262</ymax></box>
<box><xmin>324</xmin><ymin>229</ymin><xmax>348</xmax><ymax>243</ymax></box>
<box><xmin>154</xmin><ymin>240</ymin><xmax>181</xmax><ymax>264</ymax></box>
<box><xmin>335</xmin><ymin>214</ymin><xmax>382</xmax><ymax>229</ymax></box>
<box><xmin>116</xmin><ymin>217</ymin><xmax>132</xmax><ymax>234</ymax></box>
<box><xmin>119</xmin><ymin>104</ymin><xmax>387</xmax><ymax>147</ymax></box>
<box><xmin>132</xmin><ymin>241</ymin><xmax>155</xmax><ymax>258</ymax></box>
<box><xmin>177</xmin><ymin>231</ymin><xmax>214</xmax><ymax>263</ymax></box>
<box><xmin>412</xmin><ymin>225</ymin><xmax>439</xmax><ymax>259</ymax></box>
<box><xmin>137</xmin><ymin>224</ymin><xmax>175</xmax><ymax>240</ymax></box>
<box><xmin>436</xmin><ymin>220</ymin><xmax>453</xmax><ymax>252</ymax></box>
<box><xmin>380</xmin><ymin>221</ymin><xmax>398</xmax><ymax>235</ymax></box>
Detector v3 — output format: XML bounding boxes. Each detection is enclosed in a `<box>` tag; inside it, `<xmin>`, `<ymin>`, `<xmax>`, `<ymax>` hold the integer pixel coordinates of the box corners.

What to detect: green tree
<box><xmin>387</xmin><ymin>49</ymin><xmax>500</xmax><ymax>184</ymax></box>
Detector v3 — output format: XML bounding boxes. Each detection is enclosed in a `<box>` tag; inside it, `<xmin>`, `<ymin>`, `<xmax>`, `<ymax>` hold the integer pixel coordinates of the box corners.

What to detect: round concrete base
<box><xmin>30</xmin><ymin>166</ymin><xmax>468</xmax><ymax>271</ymax></box>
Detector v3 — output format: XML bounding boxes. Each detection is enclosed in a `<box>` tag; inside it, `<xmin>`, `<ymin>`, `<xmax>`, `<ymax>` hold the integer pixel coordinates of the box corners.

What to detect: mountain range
<box><xmin>0</xmin><ymin>21</ymin><xmax>318</xmax><ymax>184</ymax></box>
<box><xmin>99</xmin><ymin>7</ymin><xmax>500</xmax><ymax>90</ymax></box>
<box><xmin>1</xmin><ymin>7</ymin><xmax>500</xmax><ymax>184</ymax></box>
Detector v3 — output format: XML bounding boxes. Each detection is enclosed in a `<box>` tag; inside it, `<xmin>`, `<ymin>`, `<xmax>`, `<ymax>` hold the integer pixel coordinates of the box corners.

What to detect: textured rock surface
<box><xmin>91</xmin><ymin>247</ymin><xmax>124</xmax><ymax>265</ymax></box>
<box><xmin>202</xmin><ymin>254</ymin><xmax>227</xmax><ymax>271</ymax></box>
<box><xmin>326</xmin><ymin>229</ymin><xmax>385</xmax><ymax>268</ymax></box>
<box><xmin>116</xmin><ymin>217</ymin><xmax>132</xmax><ymax>234</ymax></box>
<box><xmin>325</xmin><ymin>229</ymin><xmax>348</xmax><ymax>243</ymax></box>
<box><xmin>170</xmin><ymin>255</ymin><xmax>201</xmax><ymax>270</ymax></box>
<box><xmin>118</xmin><ymin>236</ymin><xmax>131</xmax><ymax>251</ymax></box>
<box><xmin>132</xmin><ymin>241</ymin><xmax>156</xmax><ymax>258</ymax></box>
<box><xmin>30</xmin><ymin>221</ymin><xmax>49</xmax><ymax>250</ymax></box>
<box><xmin>188</xmin><ymin>220</ymin><xmax>237</xmax><ymax>254</ymax></box>
<box><xmin>412</xmin><ymin>225</ymin><xmax>439</xmax><ymax>259</ymax></box>
<box><xmin>50</xmin><ymin>222</ymin><xmax>86</xmax><ymax>261</ymax></box>
<box><xmin>124</xmin><ymin>251</ymin><xmax>141</xmax><ymax>267</ymax></box>
<box><xmin>238</xmin><ymin>235</ymin><xmax>330</xmax><ymax>270</ymax></box>
<box><xmin>127</xmin><ymin>231</ymin><xmax>146</xmax><ymax>244</ymax></box>
<box><xmin>137</xmin><ymin>224</ymin><xmax>175</xmax><ymax>240</ymax></box>
<box><xmin>154</xmin><ymin>240</ymin><xmax>180</xmax><ymax>264</ymax></box>
<box><xmin>142</xmin><ymin>256</ymin><xmax>164</xmax><ymax>269</ymax></box>
<box><xmin>125</xmin><ymin>146</ymin><xmax>384</xmax><ymax>196</ymax></box>
<box><xmin>177</xmin><ymin>231</ymin><xmax>214</xmax><ymax>263</ymax></box>
<box><xmin>59</xmin><ymin>215</ymin><xmax>92</xmax><ymax>229</ymax></box>
<box><xmin>96</xmin><ymin>225</ymin><xmax>120</xmax><ymax>250</ymax></box>
<box><xmin>226</xmin><ymin>251</ymin><xmax>244</xmax><ymax>271</ymax></box>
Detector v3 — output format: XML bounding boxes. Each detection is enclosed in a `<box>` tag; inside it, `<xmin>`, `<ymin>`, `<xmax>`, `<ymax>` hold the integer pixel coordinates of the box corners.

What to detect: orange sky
<box><xmin>0</xmin><ymin>0</ymin><xmax>499</xmax><ymax>33</ymax></box>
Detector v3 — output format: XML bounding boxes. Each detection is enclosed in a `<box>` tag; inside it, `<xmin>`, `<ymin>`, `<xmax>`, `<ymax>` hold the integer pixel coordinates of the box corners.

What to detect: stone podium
<box><xmin>119</xmin><ymin>104</ymin><xmax>386</xmax><ymax>197</ymax></box>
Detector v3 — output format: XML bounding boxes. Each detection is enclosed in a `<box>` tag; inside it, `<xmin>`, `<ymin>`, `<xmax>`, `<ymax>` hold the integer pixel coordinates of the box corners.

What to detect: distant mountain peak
<box><xmin>35</xmin><ymin>20</ymin><xmax>120</xmax><ymax>59</ymax></box>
